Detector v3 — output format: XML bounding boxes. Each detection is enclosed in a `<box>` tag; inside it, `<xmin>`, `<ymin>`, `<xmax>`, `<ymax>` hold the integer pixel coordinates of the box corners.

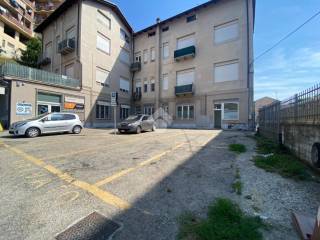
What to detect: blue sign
<box><xmin>16</xmin><ymin>103</ymin><xmax>32</xmax><ymax>115</ymax></box>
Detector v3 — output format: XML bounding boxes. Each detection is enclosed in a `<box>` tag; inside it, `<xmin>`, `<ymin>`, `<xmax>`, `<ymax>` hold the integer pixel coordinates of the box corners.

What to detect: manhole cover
<box><xmin>55</xmin><ymin>212</ymin><xmax>121</xmax><ymax>240</ymax></box>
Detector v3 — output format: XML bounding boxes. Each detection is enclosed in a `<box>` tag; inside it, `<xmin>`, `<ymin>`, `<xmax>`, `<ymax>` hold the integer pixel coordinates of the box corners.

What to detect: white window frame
<box><xmin>143</xmin><ymin>49</ymin><xmax>148</xmax><ymax>63</ymax></box>
<box><xmin>96</xmin><ymin>32</ymin><xmax>110</xmax><ymax>55</ymax></box>
<box><xmin>162</xmin><ymin>73</ymin><xmax>169</xmax><ymax>91</ymax></box>
<box><xmin>120</xmin><ymin>77</ymin><xmax>130</xmax><ymax>93</ymax></box>
<box><xmin>97</xmin><ymin>10</ymin><xmax>111</xmax><ymax>30</ymax></box>
<box><xmin>214</xmin><ymin>60</ymin><xmax>239</xmax><ymax>83</ymax></box>
<box><xmin>176</xmin><ymin>68</ymin><xmax>195</xmax><ymax>86</ymax></box>
<box><xmin>214</xmin><ymin>20</ymin><xmax>239</xmax><ymax>44</ymax></box>
<box><xmin>96</xmin><ymin>102</ymin><xmax>111</xmax><ymax>120</ymax></box>
<box><xmin>96</xmin><ymin>67</ymin><xmax>110</xmax><ymax>86</ymax></box>
<box><xmin>162</xmin><ymin>42</ymin><xmax>169</xmax><ymax>59</ymax></box>
<box><xmin>120</xmin><ymin>48</ymin><xmax>130</xmax><ymax>65</ymax></box>
<box><xmin>176</xmin><ymin>105</ymin><xmax>195</xmax><ymax>120</ymax></box>
<box><xmin>222</xmin><ymin>102</ymin><xmax>239</xmax><ymax>120</ymax></box>
<box><xmin>150</xmin><ymin>47</ymin><xmax>155</xmax><ymax>61</ymax></box>
<box><xmin>176</xmin><ymin>34</ymin><xmax>195</xmax><ymax>50</ymax></box>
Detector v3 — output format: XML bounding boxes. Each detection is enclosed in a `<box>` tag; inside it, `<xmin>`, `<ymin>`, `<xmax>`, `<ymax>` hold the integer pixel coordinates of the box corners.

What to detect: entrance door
<box><xmin>37</xmin><ymin>103</ymin><xmax>61</xmax><ymax>115</ymax></box>
<box><xmin>214</xmin><ymin>104</ymin><xmax>222</xmax><ymax>129</ymax></box>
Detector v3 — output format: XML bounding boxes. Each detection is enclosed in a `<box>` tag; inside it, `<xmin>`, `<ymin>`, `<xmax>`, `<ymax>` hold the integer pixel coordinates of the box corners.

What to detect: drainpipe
<box><xmin>246</xmin><ymin>0</ymin><xmax>253</xmax><ymax>129</ymax></box>
<box><xmin>77</xmin><ymin>0</ymin><xmax>82</xmax><ymax>89</ymax></box>
<box><xmin>131</xmin><ymin>33</ymin><xmax>135</xmax><ymax>114</ymax></box>
<box><xmin>155</xmin><ymin>17</ymin><xmax>161</xmax><ymax>110</ymax></box>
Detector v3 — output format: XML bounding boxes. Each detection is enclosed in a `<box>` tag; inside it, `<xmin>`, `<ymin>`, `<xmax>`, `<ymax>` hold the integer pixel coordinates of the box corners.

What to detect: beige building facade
<box><xmin>0</xmin><ymin>0</ymin><xmax>255</xmax><ymax>130</ymax></box>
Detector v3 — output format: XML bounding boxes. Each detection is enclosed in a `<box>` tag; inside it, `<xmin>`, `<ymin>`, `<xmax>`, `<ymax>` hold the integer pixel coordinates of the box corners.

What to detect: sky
<box><xmin>111</xmin><ymin>0</ymin><xmax>320</xmax><ymax>101</ymax></box>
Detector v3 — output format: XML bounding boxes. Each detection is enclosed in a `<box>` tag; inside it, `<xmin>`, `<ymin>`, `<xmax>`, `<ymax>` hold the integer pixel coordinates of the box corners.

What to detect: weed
<box><xmin>229</xmin><ymin>144</ymin><xmax>247</xmax><ymax>154</ymax></box>
<box><xmin>232</xmin><ymin>180</ymin><xmax>242</xmax><ymax>195</ymax></box>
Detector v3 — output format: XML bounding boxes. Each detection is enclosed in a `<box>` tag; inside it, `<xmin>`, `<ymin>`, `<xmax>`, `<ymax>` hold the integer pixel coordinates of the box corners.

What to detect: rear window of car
<box><xmin>50</xmin><ymin>114</ymin><xmax>65</xmax><ymax>121</ymax></box>
<box><xmin>63</xmin><ymin>114</ymin><xmax>76</xmax><ymax>120</ymax></box>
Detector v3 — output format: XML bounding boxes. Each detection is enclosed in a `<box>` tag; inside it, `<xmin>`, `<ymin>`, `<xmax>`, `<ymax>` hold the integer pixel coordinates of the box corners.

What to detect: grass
<box><xmin>229</xmin><ymin>144</ymin><xmax>247</xmax><ymax>154</ymax></box>
<box><xmin>177</xmin><ymin>198</ymin><xmax>265</xmax><ymax>240</ymax></box>
<box><xmin>232</xmin><ymin>180</ymin><xmax>242</xmax><ymax>195</ymax></box>
<box><xmin>253</xmin><ymin>134</ymin><xmax>312</xmax><ymax>181</ymax></box>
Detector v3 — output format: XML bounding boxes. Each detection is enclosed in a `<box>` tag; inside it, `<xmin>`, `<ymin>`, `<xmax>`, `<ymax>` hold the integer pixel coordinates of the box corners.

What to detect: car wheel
<box><xmin>136</xmin><ymin>126</ymin><xmax>141</xmax><ymax>134</ymax></box>
<box><xmin>26</xmin><ymin>127</ymin><xmax>40</xmax><ymax>138</ymax></box>
<box><xmin>152</xmin><ymin>125</ymin><xmax>156</xmax><ymax>131</ymax></box>
<box><xmin>72</xmin><ymin>125</ymin><xmax>82</xmax><ymax>134</ymax></box>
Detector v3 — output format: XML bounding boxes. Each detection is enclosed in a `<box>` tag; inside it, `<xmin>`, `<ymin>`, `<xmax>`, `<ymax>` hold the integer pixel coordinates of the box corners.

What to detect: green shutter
<box><xmin>37</xmin><ymin>92</ymin><xmax>61</xmax><ymax>103</ymax></box>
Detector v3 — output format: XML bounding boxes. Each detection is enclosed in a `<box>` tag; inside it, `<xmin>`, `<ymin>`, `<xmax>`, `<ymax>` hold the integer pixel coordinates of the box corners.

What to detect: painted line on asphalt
<box><xmin>94</xmin><ymin>142</ymin><xmax>186</xmax><ymax>187</ymax></box>
<box><xmin>42</xmin><ymin>132</ymin><xmax>186</xmax><ymax>161</ymax></box>
<box><xmin>3</xmin><ymin>143</ymin><xmax>131</xmax><ymax>210</ymax></box>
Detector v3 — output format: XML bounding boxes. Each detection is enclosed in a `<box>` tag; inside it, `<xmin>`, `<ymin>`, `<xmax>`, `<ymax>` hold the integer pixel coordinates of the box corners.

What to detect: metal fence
<box><xmin>0</xmin><ymin>62</ymin><xmax>80</xmax><ymax>89</ymax></box>
<box><xmin>259</xmin><ymin>83</ymin><xmax>320</xmax><ymax>138</ymax></box>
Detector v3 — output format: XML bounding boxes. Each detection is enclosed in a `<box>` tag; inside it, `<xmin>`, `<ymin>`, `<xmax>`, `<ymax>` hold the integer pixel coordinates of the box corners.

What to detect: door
<box><xmin>38</xmin><ymin>104</ymin><xmax>49</xmax><ymax>115</ymax></box>
<box><xmin>214</xmin><ymin>104</ymin><xmax>222</xmax><ymax>129</ymax></box>
<box><xmin>41</xmin><ymin>113</ymin><xmax>67</xmax><ymax>133</ymax></box>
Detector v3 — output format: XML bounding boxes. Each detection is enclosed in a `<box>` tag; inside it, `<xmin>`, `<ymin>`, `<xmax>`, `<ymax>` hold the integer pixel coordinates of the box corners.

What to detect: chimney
<box><xmin>156</xmin><ymin>17</ymin><xmax>160</xmax><ymax>24</ymax></box>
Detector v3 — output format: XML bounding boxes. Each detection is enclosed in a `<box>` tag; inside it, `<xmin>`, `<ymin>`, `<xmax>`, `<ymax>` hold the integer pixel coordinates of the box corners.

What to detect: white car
<box><xmin>9</xmin><ymin>112</ymin><xmax>83</xmax><ymax>138</ymax></box>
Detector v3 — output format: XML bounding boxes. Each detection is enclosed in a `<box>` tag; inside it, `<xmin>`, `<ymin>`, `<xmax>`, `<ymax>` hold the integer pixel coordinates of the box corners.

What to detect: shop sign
<box><xmin>64</xmin><ymin>102</ymin><xmax>85</xmax><ymax>110</ymax></box>
<box><xmin>0</xmin><ymin>87</ymin><xmax>5</xmax><ymax>95</ymax></box>
<box><xmin>16</xmin><ymin>103</ymin><xmax>32</xmax><ymax>115</ymax></box>
<box><xmin>64</xmin><ymin>96</ymin><xmax>85</xmax><ymax>104</ymax></box>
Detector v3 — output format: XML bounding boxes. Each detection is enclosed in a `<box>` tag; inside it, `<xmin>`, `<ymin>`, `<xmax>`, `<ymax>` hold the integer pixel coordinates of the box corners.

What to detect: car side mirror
<box><xmin>41</xmin><ymin>118</ymin><xmax>47</xmax><ymax>122</ymax></box>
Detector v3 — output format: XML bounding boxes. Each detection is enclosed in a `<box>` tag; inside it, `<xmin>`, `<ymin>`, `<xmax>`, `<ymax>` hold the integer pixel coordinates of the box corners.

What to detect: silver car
<box><xmin>9</xmin><ymin>112</ymin><xmax>83</xmax><ymax>138</ymax></box>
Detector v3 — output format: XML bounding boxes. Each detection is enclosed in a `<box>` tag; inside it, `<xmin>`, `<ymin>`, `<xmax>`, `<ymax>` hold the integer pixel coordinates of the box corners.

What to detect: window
<box><xmin>135</xmin><ymin>52</ymin><xmax>141</xmax><ymax>62</ymax></box>
<box><xmin>162</xmin><ymin>26</ymin><xmax>169</xmax><ymax>32</ymax></box>
<box><xmin>120</xmin><ymin>28</ymin><xmax>130</xmax><ymax>44</ymax></box>
<box><xmin>63</xmin><ymin>114</ymin><xmax>76</xmax><ymax>120</ymax></box>
<box><xmin>97</xmin><ymin>10</ymin><xmax>111</xmax><ymax>29</ymax></box>
<box><xmin>4</xmin><ymin>25</ymin><xmax>15</xmax><ymax>38</ymax></box>
<box><xmin>96</xmin><ymin>102</ymin><xmax>111</xmax><ymax>119</ymax></box>
<box><xmin>223</xmin><ymin>102</ymin><xmax>239</xmax><ymax>120</ymax></box>
<box><xmin>186</xmin><ymin>14</ymin><xmax>196</xmax><ymax>23</ymax></box>
<box><xmin>177</xmin><ymin>34</ymin><xmax>195</xmax><ymax>49</ymax></box>
<box><xmin>45</xmin><ymin>42</ymin><xmax>52</xmax><ymax>58</ymax></box>
<box><xmin>177</xmin><ymin>105</ymin><xmax>194</xmax><ymax>120</ymax></box>
<box><xmin>162</xmin><ymin>73</ymin><xmax>168</xmax><ymax>90</ymax></box>
<box><xmin>148</xmin><ymin>31</ymin><xmax>156</xmax><ymax>37</ymax></box>
<box><xmin>214</xmin><ymin>20</ymin><xmax>239</xmax><ymax>44</ymax></box>
<box><xmin>214</xmin><ymin>61</ymin><xmax>239</xmax><ymax>82</ymax></box>
<box><xmin>66</xmin><ymin>26</ymin><xmax>76</xmax><ymax>40</ymax></box>
<box><xmin>162</xmin><ymin>42</ymin><xmax>169</xmax><ymax>59</ymax></box>
<box><xmin>65</xmin><ymin>64</ymin><xmax>74</xmax><ymax>78</ymax></box>
<box><xmin>150</xmin><ymin>78</ymin><xmax>155</xmax><ymax>92</ymax></box>
<box><xmin>144</xmin><ymin>80</ymin><xmax>148</xmax><ymax>93</ymax></box>
<box><xmin>144</xmin><ymin>105</ymin><xmax>154</xmax><ymax>115</ymax></box>
<box><xmin>7</xmin><ymin>42</ymin><xmax>15</xmax><ymax>56</ymax></box>
<box><xmin>97</xmin><ymin>33</ymin><xmax>110</xmax><ymax>54</ymax></box>
<box><xmin>177</xmin><ymin>69</ymin><xmax>194</xmax><ymax>86</ymax></box>
<box><xmin>49</xmin><ymin>114</ymin><xmax>65</xmax><ymax>121</ymax></box>
<box><xmin>135</xmin><ymin>106</ymin><xmax>141</xmax><ymax>114</ymax></box>
<box><xmin>120</xmin><ymin>48</ymin><xmax>130</xmax><ymax>64</ymax></box>
<box><xmin>143</xmin><ymin>49</ymin><xmax>148</xmax><ymax>63</ymax></box>
<box><xmin>150</xmin><ymin>47</ymin><xmax>155</xmax><ymax>61</ymax></box>
<box><xmin>120</xmin><ymin>105</ymin><xmax>130</xmax><ymax>119</ymax></box>
<box><xmin>96</xmin><ymin>67</ymin><xmax>110</xmax><ymax>86</ymax></box>
<box><xmin>135</xmin><ymin>81</ymin><xmax>142</xmax><ymax>93</ymax></box>
<box><xmin>120</xmin><ymin>77</ymin><xmax>130</xmax><ymax>93</ymax></box>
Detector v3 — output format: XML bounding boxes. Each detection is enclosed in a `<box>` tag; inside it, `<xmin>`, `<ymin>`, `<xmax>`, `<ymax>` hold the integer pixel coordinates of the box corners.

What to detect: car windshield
<box><xmin>125</xmin><ymin>115</ymin><xmax>142</xmax><ymax>121</ymax></box>
<box><xmin>28</xmin><ymin>113</ymin><xmax>50</xmax><ymax>121</ymax></box>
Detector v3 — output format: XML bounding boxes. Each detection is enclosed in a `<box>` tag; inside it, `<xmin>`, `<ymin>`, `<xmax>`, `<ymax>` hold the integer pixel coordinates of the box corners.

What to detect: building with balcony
<box><xmin>34</xmin><ymin>0</ymin><xmax>63</xmax><ymax>27</ymax></box>
<box><xmin>0</xmin><ymin>0</ymin><xmax>34</xmax><ymax>59</ymax></box>
<box><xmin>0</xmin><ymin>0</ymin><xmax>255</xmax><ymax>130</ymax></box>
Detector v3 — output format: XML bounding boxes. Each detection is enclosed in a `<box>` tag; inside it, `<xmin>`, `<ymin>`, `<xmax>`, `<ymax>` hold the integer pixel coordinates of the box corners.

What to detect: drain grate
<box><xmin>55</xmin><ymin>212</ymin><xmax>121</xmax><ymax>240</ymax></box>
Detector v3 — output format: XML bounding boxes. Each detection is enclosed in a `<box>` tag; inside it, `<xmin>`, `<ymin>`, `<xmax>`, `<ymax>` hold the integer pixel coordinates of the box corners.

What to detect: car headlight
<box><xmin>128</xmin><ymin>122</ymin><xmax>137</xmax><ymax>127</ymax></box>
<box><xmin>16</xmin><ymin>122</ymin><xmax>27</xmax><ymax>128</ymax></box>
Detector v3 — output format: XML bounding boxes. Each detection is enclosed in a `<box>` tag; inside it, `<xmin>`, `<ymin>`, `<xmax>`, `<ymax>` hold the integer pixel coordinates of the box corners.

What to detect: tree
<box><xmin>19</xmin><ymin>37</ymin><xmax>42</xmax><ymax>68</ymax></box>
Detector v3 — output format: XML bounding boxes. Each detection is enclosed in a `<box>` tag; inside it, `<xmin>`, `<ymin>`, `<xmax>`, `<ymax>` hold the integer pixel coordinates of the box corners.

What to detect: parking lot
<box><xmin>0</xmin><ymin>128</ymin><xmax>242</xmax><ymax>240</ymax></box>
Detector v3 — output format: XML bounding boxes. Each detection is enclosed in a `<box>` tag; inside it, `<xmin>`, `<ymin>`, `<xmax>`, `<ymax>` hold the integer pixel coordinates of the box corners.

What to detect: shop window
<box><xmin>177</xmin><ymin>105</ymin><xmax>194</xmax><ymax>120</ymax></box>
<box><xmin>96</xmin><ymin>103</ymin><xmax>111</xmax><ymax>119</ymax></box>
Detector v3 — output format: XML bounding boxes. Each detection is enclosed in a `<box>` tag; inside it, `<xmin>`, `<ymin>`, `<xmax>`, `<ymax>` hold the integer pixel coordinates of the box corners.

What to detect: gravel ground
<box><xmin>232</xmin><ymin>133</ymin><xmax>320</xmax><ymax>240</ymax></box>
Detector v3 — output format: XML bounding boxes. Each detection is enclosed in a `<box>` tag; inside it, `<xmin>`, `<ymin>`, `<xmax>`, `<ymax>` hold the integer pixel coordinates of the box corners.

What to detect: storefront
<box><xmin>0</xmin><ymin>82</ymin><xmax>10</xmax><ymax>129</ymax></box>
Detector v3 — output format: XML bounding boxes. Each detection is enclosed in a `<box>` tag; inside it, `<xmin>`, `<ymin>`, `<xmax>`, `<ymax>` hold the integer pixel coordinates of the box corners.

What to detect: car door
<box><xmin>61</xmin><ymin>114</ymin><xmax>76</xmax><ymax>131</ymax></box>
<box><xmin>141</xmin><ymin>116</ymin><xmax>149</xmax><ymax>131</ymax></box>
<box><xmin>41</xmin><ymin>113</ymin><xmax>66</xmax><ymax>133</ymax></box>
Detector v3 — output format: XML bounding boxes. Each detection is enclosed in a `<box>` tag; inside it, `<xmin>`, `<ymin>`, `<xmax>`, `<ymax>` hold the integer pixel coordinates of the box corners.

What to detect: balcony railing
<box><xmin>0</xmin><ymin>11</ymin><xmax>32</xmax><ymax>36</ymax></box>
<box><xmin>133</xmin><ymin>92</ymin><xmax>142</xmax><ymax>101</ymax></box>
<box><xmin>37</xmin><ymin>56</ymin><xmax>51</xmax><ymax>66</ymax></box>
<box><xmin>174</xmin><ymin>45</ymin><xmax>196</xmax><ymax>61</ymax></box>
<box><xmin>130</xmin><ymin>62</ymin><xmax>141</xmax><ymax>72</ymax></box>
<box><xmin>58</xmin><ymin>38</ymin><xmax>76</xmax><ymax>55</ymax></box>
<box><xmin>0</xmin><ymin>62</ymin><xmax>80</xmax><ymax>89</ymax></box>
<box><xmin>175</xmin><ymin>84</ymin><xmax>193</xmax><ymax>96</ymax></box>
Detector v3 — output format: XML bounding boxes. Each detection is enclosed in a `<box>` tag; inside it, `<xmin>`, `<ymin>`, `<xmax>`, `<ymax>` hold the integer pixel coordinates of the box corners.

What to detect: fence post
<box><xmin>294</xmin><ymin>94</ymin><xmax>298</xmax><ymax>123</ymax></box>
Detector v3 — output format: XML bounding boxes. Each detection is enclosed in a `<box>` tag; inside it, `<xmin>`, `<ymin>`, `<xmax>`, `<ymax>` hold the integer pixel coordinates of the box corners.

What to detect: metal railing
<box><xmin>0</xmin><ymin>62</ymin><xmax>80</xmax><ymax>89</ymax></box>
<box><xmin>175</xmin><ymin>84</ymin><xmax>193</xmax><ymax>95</ymax></box>
<box><xmin>259</xmin><ymin>83</ymin><xmax>320</xmax><ymax>138</ymax></box>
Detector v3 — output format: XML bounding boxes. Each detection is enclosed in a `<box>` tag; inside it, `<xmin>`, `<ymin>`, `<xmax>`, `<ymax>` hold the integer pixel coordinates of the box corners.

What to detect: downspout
<box><xmin>131</xmin><ymin>33</ymin><xmax>135</xmax><ymax>114</ymax></box>
<box><xmin>156</xmin><ymin>17</ymin><xmax>161</xmax><ymax>110</ymax></box>
<box><xmin>77</xmin><ymin>0</ymin><xmax>82</xmax><ymax>89</ymax></box>
<box><xmin>246</xmin><ymin>0</ymin><xmax>252</xmax><ymax>128</ymax></box>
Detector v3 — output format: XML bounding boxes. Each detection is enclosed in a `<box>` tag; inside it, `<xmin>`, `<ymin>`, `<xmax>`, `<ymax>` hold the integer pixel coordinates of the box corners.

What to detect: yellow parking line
<box><xmin>94</xmin><ymin>142</ymin><xmax>186</xmax><ymax>187</ymax></box>
<box><xmin>3</xmin><ymin>143</ymin><xmax>131</xmax><ymax>210</ymax></box>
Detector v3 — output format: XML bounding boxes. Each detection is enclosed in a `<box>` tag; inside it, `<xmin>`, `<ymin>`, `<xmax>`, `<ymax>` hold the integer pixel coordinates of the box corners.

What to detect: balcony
<box><xmin>0</xmin><ymin>62</ymin><xmax>80</xmax><ymax>89</ymax></box>
<box><xmin>37</xmin><ymin>56</ymin><xmax>51</xmax><ymax>66</ymax></box>
<box><xmin>130</xmin><ymin>62</ymin><xmax>141</xmax><ymax>72</ymax></box>
<box><xmin>175</xmin><ymin>84</ymin><xmax>193</xmax><ymax>96</ymax></box>
<box><xmin>174</xmin><ymin>46</ymin><xmax>196</xmax><ymax>61</ymax></box>
<box><xmin>0</xmin><ymin>11</ymin><xmax>32</xmax><ymax>36</ymax></box>
<box><xmin>58</xmin><ymin>38</ymin><xmax>76</xmax><ymax>55</ymax></box>
<box><xmin>133</xmin><ymin>92</ymin><xmax>142</xmax><ymax>101</ymax></box>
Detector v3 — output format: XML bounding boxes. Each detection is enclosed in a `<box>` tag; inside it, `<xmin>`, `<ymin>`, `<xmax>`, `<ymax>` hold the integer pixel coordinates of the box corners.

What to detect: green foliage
<box><xmin>19</xmin><ymin>37</ymin><xmax>42</xmax><ymax>68</ymax></box>
<box><xmin>232</xmin><ymin>180</ymin><xmax>242</xmax><ymax>195</ymax></box>
<box><xmin>253</xmin><ymin>154</ymin><xmax>311</xmax><ymax>181</ymax></box>
<box><xmin>229</xmin><ymin>144</ymin><xmax>247</xmax><ymax>154</ymax></box>
<box><xmin>178</xmin><ymin>198</ymin><xmax>265</xmax><ymax>240</ymax></box>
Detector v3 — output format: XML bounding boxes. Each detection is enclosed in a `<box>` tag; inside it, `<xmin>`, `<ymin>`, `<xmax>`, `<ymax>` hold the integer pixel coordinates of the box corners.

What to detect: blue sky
<box><xmin>111</xmin><ymin>0</ymin><xmax>320</xmax><ymax>100</ymax></box>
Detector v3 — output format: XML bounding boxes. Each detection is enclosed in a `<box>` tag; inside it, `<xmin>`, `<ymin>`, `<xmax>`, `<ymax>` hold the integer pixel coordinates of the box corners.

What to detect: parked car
<box><xmin>118</xmin><ymin>114</ymin><xmax>155</xmax><ymax>134</ymax></box>
<box><xmin>9</xmin><ymin>112</ymin><xmax>83</xmax><ymax>138</ymax></box>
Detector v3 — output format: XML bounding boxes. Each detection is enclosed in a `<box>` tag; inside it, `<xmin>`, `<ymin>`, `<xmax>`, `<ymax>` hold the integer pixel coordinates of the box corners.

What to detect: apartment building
<box><xmin>0</xmin><ymin>0</ymin><xmax>34</xmax><ymax>58</ymax></box>
<box><xmin>34</xmin><ymin>0</ymin><xmax>64</xmax><ymax>27</ymax></box>
<box><xmin>0</xmin><ymin>0</ymin><xmax>255</xmax><ymax>130</ymax></box>
<box><xmin>133</xmin><ymin>0</ymin><xmax>255</xmax><ymax>129</ymax></box>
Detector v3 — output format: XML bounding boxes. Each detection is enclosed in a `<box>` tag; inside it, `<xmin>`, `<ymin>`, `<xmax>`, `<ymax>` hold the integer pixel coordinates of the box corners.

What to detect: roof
<box><xmin>134</xmin><ymin>0</ymin><xmax>218</xmax><ymax>36</ymax></box>
<box><xmin>34</xmin><ymin>0</ymin><xmax>133</xmax><ymax>33</ymax></box>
